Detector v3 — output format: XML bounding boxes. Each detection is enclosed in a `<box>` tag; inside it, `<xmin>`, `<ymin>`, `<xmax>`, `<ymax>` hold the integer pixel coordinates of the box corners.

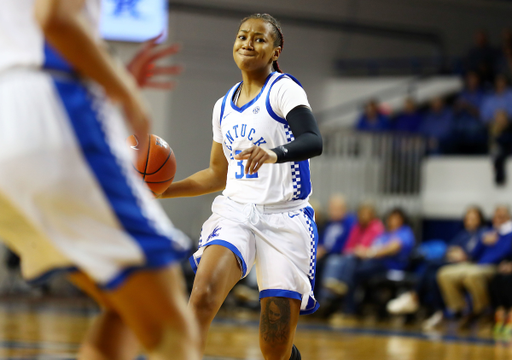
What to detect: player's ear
<box><xmin>272</xmin><ymin>46</ymin><xmax>281</xmax><ymax>62</ymax></box>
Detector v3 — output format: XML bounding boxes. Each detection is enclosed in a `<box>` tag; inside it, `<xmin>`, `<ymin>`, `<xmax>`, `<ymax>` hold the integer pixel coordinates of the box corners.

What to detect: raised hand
<box><xmin>127</xmin><ymin>34</ymin><xmax>183</xmax><ymax>89</ymax></box>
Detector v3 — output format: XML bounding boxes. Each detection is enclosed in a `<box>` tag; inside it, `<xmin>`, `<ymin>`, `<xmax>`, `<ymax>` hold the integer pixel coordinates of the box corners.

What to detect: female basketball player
<box><xmin>161</xmin><ymin>13</ymin><xmax>323</xmax><ymax>360</ymax></box>
<box><xmin>0</xmin><ymin>1</ymin><xmax>199</xmax><ymax>359</ymax></box>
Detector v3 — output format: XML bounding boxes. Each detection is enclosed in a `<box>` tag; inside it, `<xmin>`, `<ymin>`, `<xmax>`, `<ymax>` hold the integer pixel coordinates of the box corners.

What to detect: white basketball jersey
<box><xmin>0</xmin><ymin>0</ymin><xmax>101</xmax><ymax>74</ymax></box>
<box><xmin>213</xmin><ymin>72</ymin><xmax>313</xmax><ymax>205</ymax></box>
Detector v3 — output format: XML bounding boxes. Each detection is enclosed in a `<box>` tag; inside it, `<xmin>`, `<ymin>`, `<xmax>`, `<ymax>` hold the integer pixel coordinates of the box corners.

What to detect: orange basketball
<box><xmin>126</xmin><ymin>134</ymin><xmax>176</xmax><ymax>195</ymax></box>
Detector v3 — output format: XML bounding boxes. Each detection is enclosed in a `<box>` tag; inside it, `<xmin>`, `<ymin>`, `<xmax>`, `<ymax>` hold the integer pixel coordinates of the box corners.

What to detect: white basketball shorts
<box><xmin>0</xmin><ymin>69</ymin><xmax>190</xmax><ymax>289</ymax></box>
<box><xmin>191</xmin><ymin>195</ymin><xmax>319</xmax><ymax>315</ymax></box>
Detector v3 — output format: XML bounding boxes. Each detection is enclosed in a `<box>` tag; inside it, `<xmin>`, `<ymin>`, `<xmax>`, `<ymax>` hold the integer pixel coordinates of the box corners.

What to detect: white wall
<box><xmin>109</xmin><ymin>0</ymin><xmax>512</xmax><ymax>238</ymax></box>
<box><xmin>422</xmin><ymin>157</ymin><xmax>512</xmax><ymax>219</ymax></box>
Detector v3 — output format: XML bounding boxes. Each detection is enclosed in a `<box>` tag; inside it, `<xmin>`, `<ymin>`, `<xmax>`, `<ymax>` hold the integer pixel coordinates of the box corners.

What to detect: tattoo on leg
<box><xmin>261</xmin><ymin>298</ymin><xmax>291</xmax><ymax>344</ymax></box>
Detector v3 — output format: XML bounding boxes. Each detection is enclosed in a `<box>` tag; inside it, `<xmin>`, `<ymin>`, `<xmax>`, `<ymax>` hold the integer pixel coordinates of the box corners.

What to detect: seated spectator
<box><xmin>489</xmin><ymin>109</ymin><xmax>512</xmax><ymax>185</ymax></box>
<box><xmin>315</xmin><ymin>194</ymin><xmax>357</xmax><ymax>292</ymax></box>
<box><xmin>455</xmin><ymin>71</ymin><xmax>486</xmax><ymax>118</ymax></box>
<box><xmin>452</xmin><ymin>72</ymin><xmax>488</xmax><ymax>154</ymax></box>
<box><xmin>465</xmin><ymin>30</ymin><xmax>500</xmax><ymax>86</ymax></box>
<box><xmin>392</xmin><ymin>97</ymin><xmax>423</xmax><ymax>133</ymax></box>
<box><xmin>317</xmin><ymin>202</ymin><xmax>384</xmax><ymax>314</ymax></box>
<box><xmin>480</xmin><ymin>74</ymin><xmax>512</xmax><ymax>123</ymax></box>
<box><xmin>387</xmin><ymin>206</ymin><xmax>486</xmax><ymax>330</ymax></box>
<box><xmin>343</xmin><ymin>202</ymin><xmax>385</xmax><ymax>255</ymax></box>
<box><xmin>437</xmin><ymin>205</ymin><xmax>512</xmax><ymax>328</ymax></box>
<box><xmin>356</xmin><ymin>100</ymin><xmax>391</xmax><ymax>132</ymax></box>
<box><xmin>419</xmin><ymin>97</ymin><xmax>455</xmax><ymax>154</ymax></box>
<box><xmin>343</xmin><ymin>208</ymin><xmax>415</xmax><ymax>315</ymax></box>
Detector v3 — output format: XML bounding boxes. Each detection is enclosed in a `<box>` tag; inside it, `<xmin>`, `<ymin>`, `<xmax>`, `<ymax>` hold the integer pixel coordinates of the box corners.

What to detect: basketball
<box><xmin>126</xmin><ymin>134</ymin><xmax>176</xmax><ymax>195</ymax></box>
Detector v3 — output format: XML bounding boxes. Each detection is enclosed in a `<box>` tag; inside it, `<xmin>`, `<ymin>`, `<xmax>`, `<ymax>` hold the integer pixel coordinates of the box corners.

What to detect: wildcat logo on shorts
<box><xmin>207</xmin><ymin>226</ymin><xmax>222</xmax><ymax>242</ymax></box>
<box><xmin>253</xmin><ymin>106</ymin><xmax>260</xmax><ymax>114</ymax></box>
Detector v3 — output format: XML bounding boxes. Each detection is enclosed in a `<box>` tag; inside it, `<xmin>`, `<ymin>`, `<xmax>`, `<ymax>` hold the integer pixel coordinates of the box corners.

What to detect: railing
<box><xmin>311</xmin><ymin>130</ymin><xmax>426</xmax><ymax>215</ymax></box>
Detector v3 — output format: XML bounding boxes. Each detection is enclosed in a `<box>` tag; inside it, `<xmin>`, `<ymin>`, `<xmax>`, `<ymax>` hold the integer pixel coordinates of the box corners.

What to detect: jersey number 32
<box><xmin>235</xmin><ymin>150</ymin><xmax>259</xmax><ymax>179</ymax></box>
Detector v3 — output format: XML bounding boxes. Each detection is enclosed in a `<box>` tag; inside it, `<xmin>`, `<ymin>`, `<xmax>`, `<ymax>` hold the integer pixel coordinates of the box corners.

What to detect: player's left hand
<box><xmin>127</xmin><ymin>34</ymin><xmax>183</xmax><ymax>89</ymax></box>
<box><xmin>235</xmin><ymin>146</ymin><xmax>277</xmax><ymax>175</ymax></box>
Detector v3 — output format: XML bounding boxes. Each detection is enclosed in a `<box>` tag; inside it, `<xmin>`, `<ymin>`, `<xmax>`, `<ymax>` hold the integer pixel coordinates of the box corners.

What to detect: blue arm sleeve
<box><xmin>271</xmin><ymin>106</ymin><xmax>323</xmax><ymax>163</ymax></box>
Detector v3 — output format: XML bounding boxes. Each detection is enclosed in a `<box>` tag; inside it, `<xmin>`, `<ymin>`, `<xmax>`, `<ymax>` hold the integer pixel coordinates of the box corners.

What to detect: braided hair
<box><xmin>239</xmin><ymin>13</ymin><xmax>284</xmax><ymax>73</ymax></box>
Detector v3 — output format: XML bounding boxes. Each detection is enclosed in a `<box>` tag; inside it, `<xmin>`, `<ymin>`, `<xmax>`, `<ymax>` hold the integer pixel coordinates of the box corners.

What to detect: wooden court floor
<box><xmin>0</xmin><ymin>298</ymin><xmax>507</xmax><ymax>360</ymax></box>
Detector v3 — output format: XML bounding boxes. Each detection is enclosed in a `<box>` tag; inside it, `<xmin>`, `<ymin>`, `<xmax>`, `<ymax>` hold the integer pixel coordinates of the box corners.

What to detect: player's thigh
<box><xmin>192</xmin><ymin>212</ymin><xmax>256</xmax><ymax>279</ymax></box>
<box><xmin>68</xmin><ymin>271</ymin><xmax>115</xmax><ymax>310</ymax></box>
<box><xmin>101</xmin><ymin>265</ymin><xmax>192</xmax><ymax>351</ymax></box>
<box><xmin>190</xmin><ymin>213</ymin><xmax>255</xmax><ymax>306</ymax></box>
<box><xmin>73</xmin><ymin>265</ymin><xmax>194</xmax><ymax>352</ymax></box>
<box><xmin>190</xmin><ymin>245</ymin><xmax>243</xmax><ymax>309</ymax></box>
<box><xmin>259</xmin><ymin>297</ymin><xmax>301</xmax><ymax>351</ymax></box>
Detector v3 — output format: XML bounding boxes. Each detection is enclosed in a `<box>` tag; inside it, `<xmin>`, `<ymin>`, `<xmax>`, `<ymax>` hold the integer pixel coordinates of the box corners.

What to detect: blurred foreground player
<box><xmin>161</xmin><ymin>13</ymin><xmax>323</xmax><ymax>360</ymax></box>
<box><xmin>0</xmin><ymin>1</ymin><xmax>199</xmax><ymax>359</ymax></box>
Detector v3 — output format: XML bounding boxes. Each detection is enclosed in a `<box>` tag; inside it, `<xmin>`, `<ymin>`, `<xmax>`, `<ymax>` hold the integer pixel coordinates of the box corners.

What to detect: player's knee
<box><xmin>189</xmin><ymin>285</ymin><xmax>222</xmax><ymax>319</ymax></box>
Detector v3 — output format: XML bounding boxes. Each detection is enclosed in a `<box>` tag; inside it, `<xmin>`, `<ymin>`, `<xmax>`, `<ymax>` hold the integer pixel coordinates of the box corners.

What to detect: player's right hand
<box><xmin>119</xmin><ymin>79</ymin><xmax>151</xmax><ymax>160</ymax></box>
<box><xmin>127</xmin><ymin>35</ymin><xmax>183</xmax><ymax>90</ymax></box>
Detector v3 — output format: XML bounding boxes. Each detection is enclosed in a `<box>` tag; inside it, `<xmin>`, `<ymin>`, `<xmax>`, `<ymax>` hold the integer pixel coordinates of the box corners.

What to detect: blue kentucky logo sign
<box><xmin>110</xmin><ymin>0</ymin><xmax>142</xmax><ymax>17</ymax></box>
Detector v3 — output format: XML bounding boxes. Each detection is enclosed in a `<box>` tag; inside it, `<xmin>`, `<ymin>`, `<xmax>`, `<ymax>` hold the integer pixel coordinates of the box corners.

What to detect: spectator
<box><xmin>317</xmin><ymin>202</ymin><xmax>384</xmax><ymax>315</ymax></box>
<box><xmin>387</xmin><ymin>206</ymin><xmax>486</xmax><ymax>330</ymax></box>
<box><xmin>490</xmin><ymin>109</ymin><xmax>512</xmax><ymax>185</ymax></box>
<box><xmin>342</xmin><ymin>202</ymin><xmax>385</xmax><ymax>255</ymax></box>
<box><xmin>343</xmin><ymin>208</ymin><xmax>415</xmax><ymax>315</ymax></box>
<box><xmin>356</xmin><ymin>100</ymin><xmax>391</xmax><ymax>132</ymax></box>
<box><xmin>315</xmin><ymin>194</ymin><xmax>357</xmax><ymax>293</ymax></box>
<box><xmin>392</xmin><ymin>97</ymin><xmax>423</xmax><ymax>133</ymax></box>
<box><xmin>317</xmin><ymin>195</ymin><xmax>357</xmax><ymax>259</ymax></box>
<box><xmin>437</xmin><ymin>205</ymin><xmax>512</xmax><ymax>328</ymax></box>
<box><xmin>456</xmin><ymin>71</ymin><xmax>486</xmax><ymax>118</ymax></box>
<box><xmin>452</xmin><ymin>71</ymin><xmax>488</xmax><ymax>154</ymax></box>
<box><xmin>480</xmin><ymin>74</ymin><xmax>512</xmax><ymax>123</ymax></box>
<box><xmin>419</xmin><ymin>97</ymin><xmax>454</xmax><ymax>154</ymax></box>
<box><xmin>465</xmin><ymin>30</ymin><xmax>500</xmax><ymax>85</ymax></box>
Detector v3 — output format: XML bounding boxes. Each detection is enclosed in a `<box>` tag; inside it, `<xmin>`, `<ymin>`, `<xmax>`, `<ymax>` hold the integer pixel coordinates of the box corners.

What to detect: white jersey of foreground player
<box><xmin>0</xmin><ymin>0</ymin><xmax>190</xmax><ymax>288</ymax></box>
<box><xmin>0</xmin><ymin>0</ymin><xmax>101</xmax><ymax>74</ymax></box>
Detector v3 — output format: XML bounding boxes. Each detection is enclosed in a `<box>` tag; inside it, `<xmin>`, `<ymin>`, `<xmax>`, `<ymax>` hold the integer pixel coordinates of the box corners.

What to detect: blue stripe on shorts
<box><xmin>52</xmin><ymin>79</ymin><xmax>186</xmax><ymax>289</ymax></box>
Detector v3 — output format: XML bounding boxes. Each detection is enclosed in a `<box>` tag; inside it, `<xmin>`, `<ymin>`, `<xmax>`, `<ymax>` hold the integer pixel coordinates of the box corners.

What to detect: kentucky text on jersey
<box><xmin>224</xmin><ymin>124</ymin><xmax>267</xmax><ymax>159</ymax></box>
